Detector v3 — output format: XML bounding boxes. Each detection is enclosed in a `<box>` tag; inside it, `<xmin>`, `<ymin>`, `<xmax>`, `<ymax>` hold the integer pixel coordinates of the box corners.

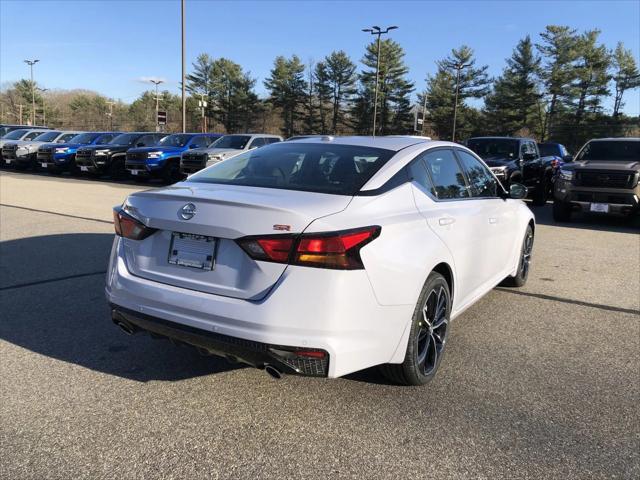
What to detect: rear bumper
<box><xmin>105</xmin><ymin>236</ymin><xmax>413</xmax><ymax>378</ymax></box>
<box><xmin>112</xmin><ymin>306</ymin><xmax>329</xmax><ymax>376</ymax></box>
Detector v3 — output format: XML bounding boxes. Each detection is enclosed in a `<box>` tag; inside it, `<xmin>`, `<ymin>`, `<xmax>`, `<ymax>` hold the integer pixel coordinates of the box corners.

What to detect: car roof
<box><xmin>287</xmin><ymin>135</ymin><xmax>433</xmax><ymax>152</ymax></box>
<box><xmin>468</xmin><ymin>136</ymin><xmax>533</xmax><ymax>141</ymax></box>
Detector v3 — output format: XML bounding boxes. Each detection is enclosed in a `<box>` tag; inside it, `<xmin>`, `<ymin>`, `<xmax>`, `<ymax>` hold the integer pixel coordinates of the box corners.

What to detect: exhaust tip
<box><xmin>114</xmin><ymin>320</ymin><xmax>135</xmax><ymax>335</ymax></box>
<box><xmin>265</xmin><ymin>365</ymin><xmax>283</xmax><ymax>380</ymax></box>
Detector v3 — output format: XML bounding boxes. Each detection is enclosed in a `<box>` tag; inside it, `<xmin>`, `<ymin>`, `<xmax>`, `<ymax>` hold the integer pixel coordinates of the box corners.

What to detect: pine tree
<box><xmin>324</xmin><ymin>51</ymin><xmax>357</xmax><ymax>134</ymax></box>
<box><xmin>611</xmin><ymin>42</ymin><xmax>640</xmax><ymax>117</ymax></box>
<box><xmin>484</xmin><ymin>36</ymin><xmax>543</xmax><ymax>136</ymax></box>
<box><xmin>354</xmin><ymin>39</ymin><xmax>414</xmax><ymax>135</ymax></box>
<box><xmin>536</xmin><ymin>26</ymin><xmax>580</xmax><ymax>138</ymax></box>
<box><xmin>425</xmin><ymin>45</ymin><xmax>489</xmax><ymax>140</ymax></box>
<box><xmin>571</xmin><ymin>30</ymin><xmax>610</xmax><ymax>125</ymax></box>
<box><xmin>314</xmin><ymin>61</ymin><xmax>331</xmax><ymax>134</ymax></box>
<box><xmin>264</xmin><ymin>55</ymin><xmax>307</xmax><ymax>137</ymax></box>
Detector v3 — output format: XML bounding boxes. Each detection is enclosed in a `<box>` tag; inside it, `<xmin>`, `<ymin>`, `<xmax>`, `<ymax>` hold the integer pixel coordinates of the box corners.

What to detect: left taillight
<box><xmin>236</xmin><ymin>226</ymin><xmax>380</xmax><ymax>270</ymax></box>
<box><xmin>113</xmin><ymin>207</ymin><xmax>157</xmax><ymax>240</ymax></box>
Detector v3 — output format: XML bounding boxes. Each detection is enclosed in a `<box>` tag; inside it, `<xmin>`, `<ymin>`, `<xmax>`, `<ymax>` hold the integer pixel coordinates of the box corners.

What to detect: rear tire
<box><xmin>109</xmin><ymin>157</ymin><xmax>126</xmax><ymax>180</ymax></box>
<box><xmin>161</xmin><ymin>158</ymin><xmax>182</xmax><ymax>184</ymax></box>
<box><xmin>552</xmin><ymin>199</ymin><xmax>572</xmax><ymax>222</ymax></box>
<box><xmin>501</xmin><ymin>225</ymin><xmax>533</xmax><ymax>287</ymax></box>
<box><xmin>380</xmin><ymin>272</ymin><xmax>451</xmax><ymax>386</ymax></box>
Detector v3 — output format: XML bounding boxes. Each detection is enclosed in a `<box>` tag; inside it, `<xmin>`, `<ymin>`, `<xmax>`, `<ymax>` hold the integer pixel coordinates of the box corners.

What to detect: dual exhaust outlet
<box><xmin>111</xmin><ymin>315</ymin><xmax>284</xmax><ymax>379</ymax></box>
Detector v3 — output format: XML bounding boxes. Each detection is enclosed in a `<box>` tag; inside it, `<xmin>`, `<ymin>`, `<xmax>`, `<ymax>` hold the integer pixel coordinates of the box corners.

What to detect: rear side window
<box><xmin>137</xmin><ymin>135</ymin><xmax>157</xmax><ymax>147</ymax></box>
<box><xmin>188</xmin><ymin>142</ymin><xmax>395</xmax><ymax>195</ymax></box>
<box><xmin>423</xmin><ymin>149</ymin><xmax>469</xmax><ymax>200</ymax></box>
<box><xmin>25</xmin><ymin>131</ymin><xmax>45</xmax><ymax>141</ymax></box>
<box><xmin>190</xmin><ymin>136</ymin><xmax>209</xmax><ymax>149</ymax></box>
<box><xmin>456</xmin><ymin>150</ymin><xmax>498</xmax><ymax>198</ymax></box>
<box><xmin>249</xmin><ymin>137</ymin><xmax>266</xmax><ymax>148</ymax></box>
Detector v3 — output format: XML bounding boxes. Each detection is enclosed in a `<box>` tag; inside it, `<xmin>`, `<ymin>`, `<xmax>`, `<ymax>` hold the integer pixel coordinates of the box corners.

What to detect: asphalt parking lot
<box><xmin>1</xmin><ymin>170</ymin><xmax>638</xmax><ymax>479</ymax></box>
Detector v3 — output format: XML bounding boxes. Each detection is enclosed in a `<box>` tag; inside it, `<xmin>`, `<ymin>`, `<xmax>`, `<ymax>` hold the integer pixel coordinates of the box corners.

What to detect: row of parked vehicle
<box><xmin>0</xmin><ymin>124</ymin><xmax>283</xmax><ymax>183</ymax></box>
<box><xmin>1</xmin><ymin>124</ymin><xmax>638</xmax><ymax>221</ymax></box>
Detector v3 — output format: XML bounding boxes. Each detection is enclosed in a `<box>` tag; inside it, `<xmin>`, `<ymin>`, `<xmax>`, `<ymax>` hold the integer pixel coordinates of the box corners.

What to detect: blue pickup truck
<box><xmin>37</xmin><ymin>131</ymin><xmax>120</xmax><ymax>173</ymax></box>
<box><xmin>125</xmin><ymin>133</ymin><xmax>221</xmax><ymax>183</ymax></box>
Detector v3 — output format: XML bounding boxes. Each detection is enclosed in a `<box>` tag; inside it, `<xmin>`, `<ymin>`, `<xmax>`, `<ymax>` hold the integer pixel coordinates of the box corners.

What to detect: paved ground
<box><xmin>1</xmin><ymin>170</ymin><xmax>638</xmax><ymax>479</ymax></box>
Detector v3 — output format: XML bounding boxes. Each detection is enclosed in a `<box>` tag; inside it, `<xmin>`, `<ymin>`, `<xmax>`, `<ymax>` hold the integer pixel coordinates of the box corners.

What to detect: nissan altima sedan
<box><xmin>107</xmin><ymin>136</ymin><xmax>534</xmax><ymax>385</ymax></box>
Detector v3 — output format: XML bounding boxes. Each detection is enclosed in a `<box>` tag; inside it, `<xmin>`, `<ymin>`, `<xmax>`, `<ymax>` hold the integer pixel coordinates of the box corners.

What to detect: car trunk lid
<box><xmin>120</xmin><ymin>182</ymin><xmax>352</xmax><ymax>300</ymax></box>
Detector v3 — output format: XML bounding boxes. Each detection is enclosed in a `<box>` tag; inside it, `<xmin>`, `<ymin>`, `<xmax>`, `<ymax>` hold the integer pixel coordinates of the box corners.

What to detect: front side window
<box><xmin>467</xmin><ymin>139</ymin><xmax>519</xmax><ymax>160</ymax></box>
<box><xmin>110</xmin><ymin>133</ymin><xmax>144</xmax><ymax>146</ymax></box>
<box><xmin>95</xmin><ymin>134</ymin><xmax>114</xmax><ymax>144</ymax></box>
<box><xmin>249</xmin><ymin>137</ymin><xmax>266</xmax><ymax>149</ymax></box>
<box><xmin>159</xmin><ymin>134</ymin><xmax>193</xmax><ymax>147</ymax></box>
<box><xmin>58</xmin><ymin>133</ymin><xmax>79</xmax><ymax>143</ymax></box>
<box><xmin>423</xmin><ymin>149</ymin><xmax>469</xmax><ymax>200</ymax></box>
<box><xmin>137</xmin><ymin>135</ymin><xmax>158</xmax><ymax>147</ymax></box>
<box><xmin>70</xmin><ymin>132</ymin><xmax>99</xmax><ymax>144</ymax></box>
<box><xmin>190</xmin><ymin>136</ymin><xmax>209</xmax><ymax>149</ymax></box>
<box><xmin>456</xmin><ymin>150</ymin><xmax>498</xmax><ymax>198</ymax></box>
<box><xmin>188</xmin><ymin>142</ymin><xmax>394</xmax><ymax>195</ymax></box>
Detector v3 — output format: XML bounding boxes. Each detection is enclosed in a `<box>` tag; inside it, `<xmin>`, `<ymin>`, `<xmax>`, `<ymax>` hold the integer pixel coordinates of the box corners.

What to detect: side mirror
<box><xmin>509</xmin><ymin>183</ymin><xmax>528</xmax><ymax>200</ymax></box>
<box><xmin>563</xmin><ymin>154</ymin><xmax>573</xmax><ymax>162</ymax></box>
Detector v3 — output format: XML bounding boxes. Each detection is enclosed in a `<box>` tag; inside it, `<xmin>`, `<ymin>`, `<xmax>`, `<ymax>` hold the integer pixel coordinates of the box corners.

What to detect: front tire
<box><xmin>502</xmin><ymin>224</ymin><xmax>533</xmax><ymax>287</ymax></box>
<box><xmin>380</xmin><ymin>272</ymin><xmax>451</xmax><ymax>386</ymax></box>
<box><xmin>531</xmin><ymin>176</ymin><xmax>550</xmax><ymax>206</ymax></box>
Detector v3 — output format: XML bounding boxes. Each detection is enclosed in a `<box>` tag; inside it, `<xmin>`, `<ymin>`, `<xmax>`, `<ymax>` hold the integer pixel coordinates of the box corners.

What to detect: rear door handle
<box><xmin>488</xmin><ymin>217</ymin><xmax>498</xmax><ymax>224</ymax></box>
<box><xmin>438</xmin><ymin>217</ymin><xmax>456</xmax><ymax>226</ymax></box>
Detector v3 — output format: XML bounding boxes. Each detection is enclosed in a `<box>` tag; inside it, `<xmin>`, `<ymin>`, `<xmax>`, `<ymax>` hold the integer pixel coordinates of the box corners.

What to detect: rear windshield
<box><xmin>575</xmin><ymin>141</ymin><xmax>639</xmax><ymax>161</ymax></box>
<box><xmin>188</xmin><ymin>142</ymin><xmax>395</xmax><ymax>195</ymax></box>
<box><xmin>467</xmin><ymin>139</ymin><xmax>519</xmax><ymax>159</ymax></box>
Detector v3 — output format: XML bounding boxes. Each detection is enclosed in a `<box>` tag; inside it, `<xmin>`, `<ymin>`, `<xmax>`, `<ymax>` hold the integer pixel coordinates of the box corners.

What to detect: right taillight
<box><xmin>113</xmin><ymin>207</ymin><xmax>156</xmax><ymax>240</ymax></box>
<box><xmin>236</xmin><ymin>226</ymin><xmax>380</xmax><ymax>270</ymax></box>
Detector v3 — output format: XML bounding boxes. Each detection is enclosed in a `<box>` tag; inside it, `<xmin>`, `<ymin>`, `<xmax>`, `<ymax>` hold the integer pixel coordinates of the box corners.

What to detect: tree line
<box><xmin>1</xmin><ymin>25</ymin><xmax>638</xmax><ymax>150</ymax></box>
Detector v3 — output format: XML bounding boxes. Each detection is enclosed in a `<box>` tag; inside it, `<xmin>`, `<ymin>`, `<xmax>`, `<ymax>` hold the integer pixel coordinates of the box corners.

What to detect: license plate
<box><xmin>5</xmin><ymin>160</ymin><xmax>11</xmax><ymax>164</ymax></box>
<box><xmin>590</xmin><ymin>203</ymin><xmax>609</xmax><ymax>213</ymax></box>
<box><xmin>41</xmin><ymin>162</ymin><xmax>48</xmax><ymax>168</ymax></box>
<box><xmin>131</xmin><ymin>169</ymin><xmax>139</xmax><ymax>175</ymax></box>
<box><xmin>80</xmin><ymin>166</ymin><xmax>88</xmax><ymax>172</ymax></box>
<box><xmin>168</xmin><ymin>232</ymin><xmax>216</xmax><ymax>270</ymax></box>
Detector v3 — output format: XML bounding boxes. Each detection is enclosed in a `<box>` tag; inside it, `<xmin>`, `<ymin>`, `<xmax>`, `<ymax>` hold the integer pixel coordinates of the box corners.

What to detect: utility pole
<box><xmin>362</xmin><ymin>25</ymin><xmax>398</xmax><ymax>137</ymax></box>
<box><xmin>181</xmin><ymin>0</ymin><xmax>186</xmax><ymax>133</ymax></box>
<box><xmin>445</xmin><ymin>61</ymin><xmax>471</xmax><ymax>142</ymax></box>
<box><xmin>149</xmin><ymin>79</ymin><xmax>164</xmax><ymax>132</ymax></box>
<box><xmin>106</xmin><ymin>101</ymin><xmax>116</xmax><ymax>130</ymax></box>
<box><xmin>421</xmin><ymin>91</ymin><xmax>428</xmax><ymax>136</ymax></box>
<box><xmin>17</xmin><ymin>104</ymin><xmax>24</xmax><ymax>125</ymax></box>
<box><xmin>24</xmin><ymin>59</ymin><xmax>39</xmax><ymax>125</ymax></box>
<box><xmin>37</xmin><ymin>87</ymin><xmax>49</xmax><ymax>125</ymax></box>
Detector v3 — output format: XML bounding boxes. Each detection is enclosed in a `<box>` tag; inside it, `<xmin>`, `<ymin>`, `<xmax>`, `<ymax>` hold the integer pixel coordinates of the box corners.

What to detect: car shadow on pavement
<box><xmin>0</xmin><ymin>233</ymin><xmax>241</xmax><ymax>382</ymax></box>
<box><xmin>530</xmin><ymin>202</ymin><xmax>640</xmax><ymax>233</ymax></box>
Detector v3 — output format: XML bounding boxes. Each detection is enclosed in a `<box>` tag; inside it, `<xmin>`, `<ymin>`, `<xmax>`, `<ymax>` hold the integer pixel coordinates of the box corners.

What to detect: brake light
<box><xmin>236</xmin><ymin>226</ymin><xmax>380</xmax><ymax>270</ymax></box>
<box><xmin>113</xmin><ymin>207</ymin><xmax>156</xmax><ymax>240</ymax></box>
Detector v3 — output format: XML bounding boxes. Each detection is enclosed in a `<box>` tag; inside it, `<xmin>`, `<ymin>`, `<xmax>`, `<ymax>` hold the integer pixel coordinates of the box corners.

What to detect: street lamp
<box><xmin>181</xmin><ymin>0</ymin><xmax>186</xmax><ymax>133</ymax></box>
<box><xmin>37</xmin><ymin>87</ymin><xmax>49</xmax><ymax>125</ymax></box>
<box><xmin>362</xmin><ymin>25</ymin><xmax>398</xmax><ymax>137</ymax></box>
<box><xmin>24</xmin><ymin>59</ymin><xmax>39</xmax><ymax>125</ymax></box>
<box><xmin>149</xmin><ymin>79</ymin><xmax>164</xmax><ymax>132</ymax></box>
<box><xmin>444</xmin><ymin>61</ymin><xmax>471</xmax><ymax>142</ymax></box>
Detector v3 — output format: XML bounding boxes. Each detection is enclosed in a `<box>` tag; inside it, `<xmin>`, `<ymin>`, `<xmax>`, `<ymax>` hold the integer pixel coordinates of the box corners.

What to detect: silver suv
<box><xmin>2</xmin><ymin>130</ymin><xmax>83</xmax><ymax>169</ymax></box>
<box><xmin>180</xmin><ymin>134</ymin><xmax>282</xmax><ymax>175</ymax></box>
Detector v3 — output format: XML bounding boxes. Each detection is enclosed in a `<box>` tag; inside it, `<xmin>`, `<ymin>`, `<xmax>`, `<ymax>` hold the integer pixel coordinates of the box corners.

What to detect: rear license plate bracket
<box><xmin>168</xmin><ymin>232</ymin><xmax>216</xmax><ymax>270</ymax></box>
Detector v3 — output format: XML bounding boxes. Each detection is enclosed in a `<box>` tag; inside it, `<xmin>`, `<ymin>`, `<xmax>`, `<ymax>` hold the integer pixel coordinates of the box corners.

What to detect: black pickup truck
<box><xmin>75</xmin><ymin>132</ymin><xmax>165</xmax><ymax>178</ymax></box>
<box><xmin>466</xmin><ymin>137</ymin><xmax>557</xmax><ymax>206</ymax></box>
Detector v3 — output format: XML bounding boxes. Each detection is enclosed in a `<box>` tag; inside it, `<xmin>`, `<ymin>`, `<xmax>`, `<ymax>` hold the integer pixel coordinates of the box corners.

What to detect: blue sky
<box><xmin>1</xmin><ymin>0</ymin><xmax>639</xmax><ymax>114</ymax></box>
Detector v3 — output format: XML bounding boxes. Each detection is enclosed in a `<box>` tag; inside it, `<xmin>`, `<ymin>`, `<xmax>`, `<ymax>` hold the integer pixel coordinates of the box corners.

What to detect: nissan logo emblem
<box><xmin>180</xmin><ymin>203</ymin><xmax>196</xmax><ymax>220</ymax></box>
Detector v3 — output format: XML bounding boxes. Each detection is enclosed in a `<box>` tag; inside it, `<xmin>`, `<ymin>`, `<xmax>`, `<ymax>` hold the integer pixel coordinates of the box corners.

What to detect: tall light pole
<box><xmin>362</xmin><ymin>25</ymin><xmax>397</xmax><ymax>137</ymax></box>
<box><xmin>37</xmin><ymin>87</ymin><xmax>49</xmax><ymax>125</ymax></box>
<box><xmin>181</xmin><ymin>0</ymin><xmax>186</xmax><ymax>133</ymax></box>
<box><xmin>445</xmin><ymin>61</ymin><xmax>471</xmax><ymax>142</ymax></box>
<box><xmin>24</xmin><ymin>59</ymin><xmax>39</xmax><ymax>125</ymax></box>
<box><xmin>149</xmin><ymin>79</ymin><xmax>164</xmax><ymax>132</ymax></box>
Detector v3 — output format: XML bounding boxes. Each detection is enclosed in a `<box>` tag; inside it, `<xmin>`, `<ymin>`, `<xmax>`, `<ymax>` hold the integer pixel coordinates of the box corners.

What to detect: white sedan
<box><xmin>107</xmin><ymin>136</ymin><xmax>534</xmax><ymax>385</ymax></box>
